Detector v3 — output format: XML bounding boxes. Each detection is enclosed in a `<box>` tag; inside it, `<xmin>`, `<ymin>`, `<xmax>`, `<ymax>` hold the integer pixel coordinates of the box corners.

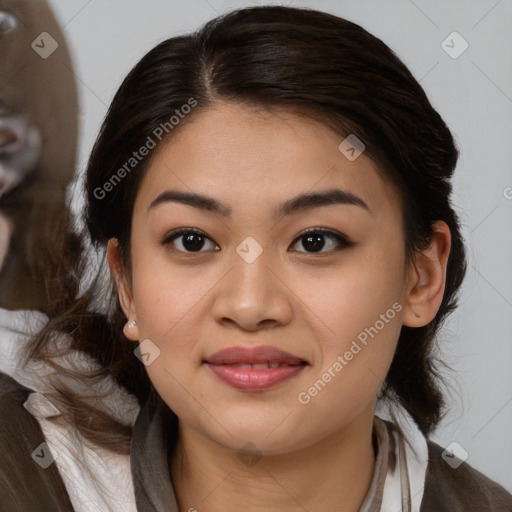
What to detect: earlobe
<box><xmin>106</xmin><ymin>238</ymin><xmax>139</xmax><ymax>341</ymax></box>
<box><xmin>123</xmin><ymin>319</ymin><xmax>139</xmax><ymax>341</ymax></box>
<box><xmin>402</xmin><ymin>221</ymin><xmax>451</xmax><ymax>328</ymax></box>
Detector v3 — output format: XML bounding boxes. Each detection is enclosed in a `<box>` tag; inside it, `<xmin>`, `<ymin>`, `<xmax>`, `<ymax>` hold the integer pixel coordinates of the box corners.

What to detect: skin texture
<box><xmin>108</xmin><ymin>102</ymin><xmax>450</xmax><ymax>511</ymax></box>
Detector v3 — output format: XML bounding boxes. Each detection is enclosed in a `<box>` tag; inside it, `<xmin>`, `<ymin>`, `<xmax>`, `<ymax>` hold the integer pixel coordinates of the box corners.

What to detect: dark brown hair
<box><xmin>24</xmin><ymin>5</ymin><xmax>466</xmax><ymax>453</ymax></box>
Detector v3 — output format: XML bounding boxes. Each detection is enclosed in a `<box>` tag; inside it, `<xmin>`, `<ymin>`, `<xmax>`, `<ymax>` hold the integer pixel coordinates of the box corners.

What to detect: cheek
<box><xmin>297</xmin><ymin>241</ymin><xmax>406</xmax><ymax>391</ymax></box>
<box><xmin>130</xmin><ymin>247</ymin><xmax>211</xmax><ymax>339</ymax></box>
<box><xmin>131</xmin><ymin>264</ymin><xmax>207</xmax><ymax>421</ymax></box>
<box><xmin>302</xmin><ymin>243</ymin><xmax>406</xmax><ymax>341</ymax></box>
<box><xmin>294</xmin><ymin>277</ymin><xmax>404</xmax><ymax>435</ymax></box>
<box><xmin>128</xmin><ymin>251</ymin><xmax>222</xmax><ymax>406</ymax></box>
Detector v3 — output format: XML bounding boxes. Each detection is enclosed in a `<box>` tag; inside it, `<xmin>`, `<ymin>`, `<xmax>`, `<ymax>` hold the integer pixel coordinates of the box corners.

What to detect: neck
<box><xmin>169</xmin><ymin>404</ymin><xmax>376</xmax><ymax>512</ymax></box>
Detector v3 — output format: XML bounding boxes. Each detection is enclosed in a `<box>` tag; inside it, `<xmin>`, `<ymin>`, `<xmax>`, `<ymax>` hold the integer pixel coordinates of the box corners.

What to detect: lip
<box><xmin>203</xmin><ymin>345</ymin><xmax>308</xmax><ymax>391</ymax></box>
<box><xmin>205</xmin><ymin>346</ymin><xmax>306</xmax><ymax>365</ymax></box>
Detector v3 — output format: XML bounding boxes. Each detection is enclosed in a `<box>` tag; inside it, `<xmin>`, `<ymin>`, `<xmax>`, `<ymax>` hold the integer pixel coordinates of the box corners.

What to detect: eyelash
<box><xmin>161</xmin><ymin>227</ymin><xmax>354</xmax><ymax>254</ymax></box>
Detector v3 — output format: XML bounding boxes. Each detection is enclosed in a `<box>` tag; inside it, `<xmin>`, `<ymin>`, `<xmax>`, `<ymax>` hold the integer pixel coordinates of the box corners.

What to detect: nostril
<box><xmin>0</xmin><ymin>11</ymin><xmax>17</xmax><ymax>35</ymax></box>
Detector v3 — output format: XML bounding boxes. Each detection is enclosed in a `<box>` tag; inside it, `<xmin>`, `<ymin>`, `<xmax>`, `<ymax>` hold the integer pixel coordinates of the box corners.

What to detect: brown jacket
<box><xmin>1</xmin><ymin>371</ymin><xmax>511</xmax><ymax>512</ymax></box>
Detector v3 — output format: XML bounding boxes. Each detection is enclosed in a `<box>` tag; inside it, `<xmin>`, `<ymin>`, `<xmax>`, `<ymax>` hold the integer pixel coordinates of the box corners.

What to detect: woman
<box><xmin>1</xmin><ymin>5</ymin><xmax>511</xmax><ymax>512</ymax></box>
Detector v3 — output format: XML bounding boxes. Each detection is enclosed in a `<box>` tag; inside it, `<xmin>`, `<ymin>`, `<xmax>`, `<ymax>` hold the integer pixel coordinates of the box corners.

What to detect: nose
<box><xmin>211</xmin><ymin>243</ymin><xmax>293</xmax><ymax>332</ymax></box>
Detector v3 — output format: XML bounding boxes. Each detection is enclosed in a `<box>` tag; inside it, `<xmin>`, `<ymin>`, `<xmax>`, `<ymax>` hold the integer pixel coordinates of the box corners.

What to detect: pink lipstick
<box><xmin>203</xmin><ymin>346</ymin><xmax>307</xmax><ymax>390</ymax></box>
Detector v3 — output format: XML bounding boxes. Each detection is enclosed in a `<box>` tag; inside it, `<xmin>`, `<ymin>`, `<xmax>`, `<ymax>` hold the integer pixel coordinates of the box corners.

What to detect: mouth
<box><xmin>203</xmin><ymin>345</ymin><xmax>308</xmax><ymax>391</ymax></box>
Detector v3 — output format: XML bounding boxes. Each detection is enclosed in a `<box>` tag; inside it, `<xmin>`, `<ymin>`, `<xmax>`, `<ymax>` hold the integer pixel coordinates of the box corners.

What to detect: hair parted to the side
<box><xmin>24</xmin><ymin>5</ymin><xmax>466</xmax><ymax>453</ymax></box>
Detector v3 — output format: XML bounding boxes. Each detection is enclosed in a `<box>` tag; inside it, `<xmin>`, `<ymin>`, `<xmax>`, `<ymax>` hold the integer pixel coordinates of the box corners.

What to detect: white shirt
<box><xmin>0</xmin><ymin>307</ymin><xmax>140</xmax><ymax>512</ymax></box>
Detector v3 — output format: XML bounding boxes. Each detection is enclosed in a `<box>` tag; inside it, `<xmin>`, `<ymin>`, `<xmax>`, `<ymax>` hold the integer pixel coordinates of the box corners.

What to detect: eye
<box><xmin>161</xmin><ymin>228</ymin><xmax>219</xmax><ymax>253</ymax></box>
<box><xmin>290</xmin><ymin>228</ymin><xmax>353</xmax><ymax>253</ymax></box>
<box><xmin>161</xmin><ymin>227</ymin><xmax>353</xmax><ymax>255</ymax></box>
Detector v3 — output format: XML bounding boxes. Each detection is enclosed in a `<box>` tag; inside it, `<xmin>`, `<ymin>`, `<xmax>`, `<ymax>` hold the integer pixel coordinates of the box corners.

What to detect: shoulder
<box><xmin>420</xmin><ymin>439</ymin><xmax>512</xmax><ymax>512</ymax></box>
<box><xmin>0</xmin><ymin>371</ymin><xmax>74</xmax><ymax>511</ymax></box>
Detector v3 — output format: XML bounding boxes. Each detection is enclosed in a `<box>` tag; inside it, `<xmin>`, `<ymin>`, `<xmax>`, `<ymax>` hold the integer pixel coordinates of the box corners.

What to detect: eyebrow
<box><xmin>148</xmin><ymin>187</ymin><xmax>370</xmax><ymax>220</ymax></box>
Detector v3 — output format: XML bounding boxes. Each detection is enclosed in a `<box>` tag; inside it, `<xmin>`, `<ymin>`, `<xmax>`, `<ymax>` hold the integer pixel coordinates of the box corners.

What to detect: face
<box><xmin>114</xmin><ymin>102</ymin><xmax>420</xmax><ymax>455</ymax></box>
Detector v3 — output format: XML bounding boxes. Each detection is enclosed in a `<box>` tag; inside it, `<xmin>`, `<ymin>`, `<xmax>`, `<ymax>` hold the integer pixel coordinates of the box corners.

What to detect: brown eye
<box><xmin>162</xmin><ymin>228</ymin><xmax>219</xmax><ymax>253</ymax></box>
<box><xmin>290</xmin><ymin>228</ymin><xmax>353</xmax><ymax>253</ymax></box>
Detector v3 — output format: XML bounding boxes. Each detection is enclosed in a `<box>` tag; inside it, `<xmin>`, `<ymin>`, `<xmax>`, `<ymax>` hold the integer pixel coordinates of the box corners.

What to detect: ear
<box><xmin>402</xmin><ymin>221</ymin><xmax>451</xmax><ymax>328</ymax></box>
<box><xmin>107</xmin><ymin>238</ymin><xmax>139</xmax><ymax>341</ymax></box>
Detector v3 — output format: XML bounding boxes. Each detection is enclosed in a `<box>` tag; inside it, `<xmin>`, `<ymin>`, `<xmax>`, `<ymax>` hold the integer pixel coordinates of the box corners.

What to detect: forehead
<box><xmin>135</xmin><ymin>102</ymin><xmax>401</xmax><ymax>222</ymax></box>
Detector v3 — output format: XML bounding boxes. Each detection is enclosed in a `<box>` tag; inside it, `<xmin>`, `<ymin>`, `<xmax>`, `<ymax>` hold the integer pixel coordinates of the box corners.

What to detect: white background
<box><xmin>47</xmin><ymin>0</ymin><xmax>512</xmax><ymax>491</ymax></box>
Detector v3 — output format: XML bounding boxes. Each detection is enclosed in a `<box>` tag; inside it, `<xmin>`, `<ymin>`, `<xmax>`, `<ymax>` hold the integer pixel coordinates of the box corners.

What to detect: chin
<box><xmin>199</xmin><ymin>405</ymin><xmax>306</xmax><ymax>453</ymax></box>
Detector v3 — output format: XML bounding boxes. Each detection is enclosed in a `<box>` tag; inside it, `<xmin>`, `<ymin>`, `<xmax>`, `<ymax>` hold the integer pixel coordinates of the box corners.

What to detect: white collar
<box><xmin>0</xmin><ymin>307</ymin><xmax>140</xmax><ymax>512</ymax></box>
<box><xmin>375</xmin><ymin>405</ymin><xmax>429</xmax><ymax>512</ymax></box>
